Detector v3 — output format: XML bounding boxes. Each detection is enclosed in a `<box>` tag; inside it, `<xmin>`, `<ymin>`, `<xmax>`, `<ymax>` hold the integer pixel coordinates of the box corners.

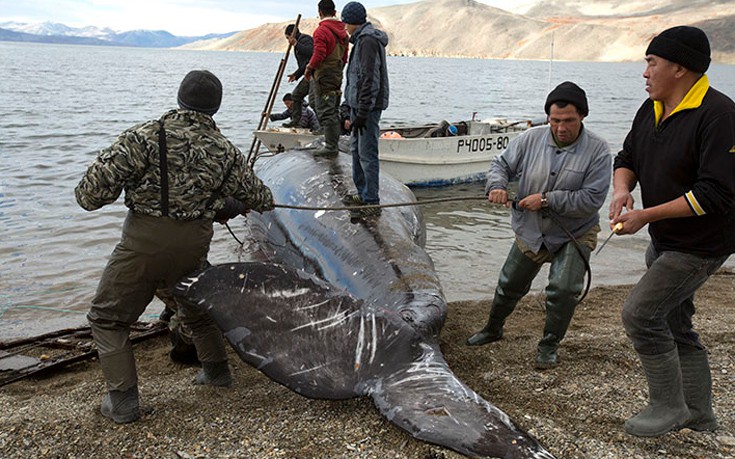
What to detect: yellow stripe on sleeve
<box><xmin>686</xmin><ymin>191</ymin><xmax>706</xmax><ymax>216</ymax></box>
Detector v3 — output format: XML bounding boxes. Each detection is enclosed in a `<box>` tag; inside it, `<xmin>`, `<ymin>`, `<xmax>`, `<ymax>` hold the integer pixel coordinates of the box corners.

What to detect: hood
<box><xmin>320</xmin><ymin>17</ymin><xmax>349</xmax><ymax>42</ymax></box>
<box><xmin>351</xmin><ymin>22</ymin><xmax>389</xmax><ymax>47</ymax></box>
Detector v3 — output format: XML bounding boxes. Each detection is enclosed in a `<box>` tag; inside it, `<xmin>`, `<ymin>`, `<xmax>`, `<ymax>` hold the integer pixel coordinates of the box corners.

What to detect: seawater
<box><xmin>1</xmin><ymin>42</ymin><xmax>734</xmax><ymax>339</ymax></box>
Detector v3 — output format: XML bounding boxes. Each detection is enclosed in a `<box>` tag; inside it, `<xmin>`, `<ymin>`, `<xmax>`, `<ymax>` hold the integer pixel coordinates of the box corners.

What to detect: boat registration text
<box><xmin>457</xmin><ymin>135</ymin><xmax>511</xmax><ymax>153</ymax></box>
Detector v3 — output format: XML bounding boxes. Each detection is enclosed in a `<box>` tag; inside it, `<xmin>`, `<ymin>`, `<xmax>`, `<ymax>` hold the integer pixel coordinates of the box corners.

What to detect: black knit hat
<box><xmin>177</xmin><ymin>70</ymin><xmax>222</xmax><ymax>116</ymax></box>
<box><xmin>646</xmin><ymin>26</ymin><xmax>711</xmax><ymax>73</ymax></box>
<box><xmin>341</xmin><ymin>2</ymin><xmax>367</xmax><ymax>25</ymax></box>
<box><xmin>544</xmin><ymin>81</ymin><xmax>589</xmax><ymax>117</ymax></box>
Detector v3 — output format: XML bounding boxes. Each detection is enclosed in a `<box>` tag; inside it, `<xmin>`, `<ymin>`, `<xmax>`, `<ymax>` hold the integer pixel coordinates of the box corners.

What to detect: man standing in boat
<box><xmin>467</xmin><ymin>82</ymin><xmax>611</xmax><ymax>370</ymax></box>
<box><xmin>304</xmin><ymin>0</ymin><xmax>349</xmax><ymax>157</ymax></box>
<box><xmin>341</xmin><ymin>1</ymin><xmax>390</xmax><ymax>219</ymax></box>
<box><xmin>281</xmin><ymin>24</ymin><xmax>316</xmax><ymax>130</ymax></box>
<box><xmin>75</xmin><ymin>70</ymin><xmax>274</xmax><ymax>423</ymax></box>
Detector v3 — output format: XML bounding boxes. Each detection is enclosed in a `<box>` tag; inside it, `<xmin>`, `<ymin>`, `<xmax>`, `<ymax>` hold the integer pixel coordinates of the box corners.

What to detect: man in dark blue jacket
<box><xmin>282</xmin><ymin>24</ymin><xmax>315</xmax><ymax>128</ymax></box>
<box><xmin>341</xmin><ymin>1</ymin><xmax>389</xmax><ymax>219</ymax></box>
<box><xmin>611</xmin><ymin>26</ymin><xmax>735</xmax><ymax>438</ymax></box>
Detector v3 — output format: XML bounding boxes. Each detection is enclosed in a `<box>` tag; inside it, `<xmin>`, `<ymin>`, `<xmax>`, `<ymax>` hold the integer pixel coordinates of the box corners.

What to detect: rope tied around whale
<box><xmin>273</xmin><ymin>195</ymin><xmax>488</xmax><ymax>211</ymax></box>
<box><xmin>224</xmin><ymin>194</ymin><xmax>592</xmax><ymax>304</ymax></box>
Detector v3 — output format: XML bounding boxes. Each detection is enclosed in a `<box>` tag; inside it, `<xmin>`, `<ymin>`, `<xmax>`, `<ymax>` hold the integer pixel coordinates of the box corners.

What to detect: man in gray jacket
<box><xmin>341</xmin><ymin>1</ymin><xmax>389</xmax><ymax>219</ymax></box>
<box><xmin>466</xmin><ymin>82</ymin><xmax>611</xmax><ymax>369</ymax></box>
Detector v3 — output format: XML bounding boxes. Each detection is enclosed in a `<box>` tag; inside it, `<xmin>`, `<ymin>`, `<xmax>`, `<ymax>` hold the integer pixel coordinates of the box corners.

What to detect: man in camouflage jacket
<box><xmin>75</xmin><ymin>70</ymin><xmax>274</xmax><ymax>424</ymax></box>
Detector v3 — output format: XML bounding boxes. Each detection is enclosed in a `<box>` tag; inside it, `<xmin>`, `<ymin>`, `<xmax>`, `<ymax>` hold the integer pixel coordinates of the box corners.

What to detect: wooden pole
<box><xmin>247</xmin><ymin>14</ymin><xmax>302</xmax><ymax>167</ymax></box>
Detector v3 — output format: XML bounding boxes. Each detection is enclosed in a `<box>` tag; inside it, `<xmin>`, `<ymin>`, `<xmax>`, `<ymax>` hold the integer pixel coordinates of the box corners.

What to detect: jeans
<box><xmin>622</xmin><ymin>243</ymin><xmax>728</xmax><ymax>356</ymax></box>
<box><xmin>349</xmin><ymin>108</ymin><xmax>382</xmax><ymax>204</ymax></box>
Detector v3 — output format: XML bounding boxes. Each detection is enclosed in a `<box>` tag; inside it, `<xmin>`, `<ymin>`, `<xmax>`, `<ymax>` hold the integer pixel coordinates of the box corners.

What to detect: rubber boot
<box><xmin>195</xmin><ymin>361</ymin><xmax>232</xmax><ymax>387</ymax></box>
<box><xmin>313</xmin><ymin>120</ymin><xmax>340</xmax><ymax>157</ymax></box>
<box><xmin>465</xmin><ymin>307</ymin><xmax>506</xmax><ymax>346</ymax></box>
<box><xmin>535</xmin><ymin>333</ymin><xmax>562</xmax><ymax>369</ymax></box>
<box><xmin>101</xmin><ymin>386</ymin><xmax>141</xmax><ymax>423</ymax></box>
<box><xmin>169</xmin><ymin>326</ymin><xmax>200</xmax><ymax>366</ymax></box>
<box><xmin>535</xmin><ymin>242</ymin><xmax>586</xmax><ymax>369</ymax></box>
<box><xmin>679</xmin><ymin>347</ymin><xmax>717</xmax><ymax>431</ymax></box>
<box><xmin>467</xmin><ymin>243</ymin><xmax>541</xmax><ymax>346</ymax></box>
<box><xmin>625</xmin><ymin>349</ymin><xmax>691</xmax><ymax>437</ymax></box>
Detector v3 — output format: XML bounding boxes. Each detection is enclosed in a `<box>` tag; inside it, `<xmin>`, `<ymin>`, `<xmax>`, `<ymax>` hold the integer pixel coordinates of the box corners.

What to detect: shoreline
<box><xmin>1</xmin><ymin>278</ymin><xmax>734</xmax><ymax>459</ymax></box>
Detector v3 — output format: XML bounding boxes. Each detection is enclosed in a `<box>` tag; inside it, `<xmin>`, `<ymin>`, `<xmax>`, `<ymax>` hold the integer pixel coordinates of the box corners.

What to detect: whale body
<box><xmin>175</xmin><ymin>151</ymin><xmax>555</xmax><ymax>459</ymax></box>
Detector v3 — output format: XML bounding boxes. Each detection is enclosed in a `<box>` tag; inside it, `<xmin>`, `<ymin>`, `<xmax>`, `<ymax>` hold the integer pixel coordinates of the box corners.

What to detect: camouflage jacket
<box><xmin>75</xmin><ymin>109</ymin><xmax>273</xmax><ymax>220</ymax></box>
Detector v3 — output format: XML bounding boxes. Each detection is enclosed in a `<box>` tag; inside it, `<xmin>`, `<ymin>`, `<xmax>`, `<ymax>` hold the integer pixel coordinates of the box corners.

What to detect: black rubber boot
<box><xmin>169</xmin><ymin>327</ymin><xmax>200</xmax><ymax>366</ymax></box>
<box><xmin>101</xmin><ymin>386</ymin><xmax>141</xmax><ymax>424</ymax></box>
<box><xmin>195</xmin><ymin>361</ymin><xmax>232</xmax><ymax>387</ymax></box>
<box><xmin>679</xmin><ymin>347</ymin><xmax>718</xmax><ymax>431</ymax></box>
<box><xmin>625</xmin><ymin>349</ymin><xmax>691</xmax><ymax>437</ymax></box>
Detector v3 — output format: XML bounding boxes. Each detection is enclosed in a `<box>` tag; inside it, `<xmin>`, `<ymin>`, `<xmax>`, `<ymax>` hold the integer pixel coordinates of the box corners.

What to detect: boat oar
<box><xmin>246</xmin><ymin>14</ymin><xmax>302</xmax><ymax>167</ymax></box>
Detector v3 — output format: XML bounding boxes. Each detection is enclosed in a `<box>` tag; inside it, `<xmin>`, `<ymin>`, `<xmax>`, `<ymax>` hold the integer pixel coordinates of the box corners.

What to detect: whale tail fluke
<box><xmin>367</xmin><ymin>343</ymin><xmax>557</xmax><ymax>459</ymax></box>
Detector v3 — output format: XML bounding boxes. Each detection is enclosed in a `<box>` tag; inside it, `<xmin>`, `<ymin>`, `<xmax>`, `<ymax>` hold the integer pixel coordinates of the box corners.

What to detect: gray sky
<box><xmin>0</xmin><ymin>0</ymin><xmax>537</xmax><ymax>36</ymax></box>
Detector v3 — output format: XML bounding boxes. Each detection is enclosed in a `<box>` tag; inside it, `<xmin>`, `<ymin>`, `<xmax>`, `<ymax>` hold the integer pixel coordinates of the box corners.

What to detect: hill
<box><xmin>0</xmin><ymin>21</ymin><xmax>236</xmax><ymax>48</ymax></box>
<box><xmin>185</xmin><ymin>0</ymin><xmax>735</xmax><ymax>64</ymax></box>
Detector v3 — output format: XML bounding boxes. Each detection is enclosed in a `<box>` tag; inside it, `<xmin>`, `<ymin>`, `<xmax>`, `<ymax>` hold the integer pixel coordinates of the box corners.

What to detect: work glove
<box><xmin>214</xmin><ymin>197</ymin><xmax>247</xmax><ymax>223</ymax></box>
<box><xmin>351</xmin><ymin>114</ymin><xmax>367</xmax><ymax>135</ymax></box>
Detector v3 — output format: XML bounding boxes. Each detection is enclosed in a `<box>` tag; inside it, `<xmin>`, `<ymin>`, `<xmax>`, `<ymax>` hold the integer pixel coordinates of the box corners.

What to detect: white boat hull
<box><xmin>253</xmin><ymin>119</ymin><xmax>531</xmax><ymax>187</ymax></box>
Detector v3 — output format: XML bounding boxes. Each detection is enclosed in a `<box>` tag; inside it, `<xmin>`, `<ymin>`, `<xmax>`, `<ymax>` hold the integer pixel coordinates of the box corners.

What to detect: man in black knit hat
<box><xmin>76</xmin><ymin>70</ymin><xmax>274</xmax><ymax>424</ymax></box>
<box><xmin>466</xmin><ymin>81</ymin><xmax>611</xmax><ymax>370</ymax></box>
<box><xmin>611</xmin><ymin>26</ymin><xmax>735</xmax><ymax>437</ymax></box>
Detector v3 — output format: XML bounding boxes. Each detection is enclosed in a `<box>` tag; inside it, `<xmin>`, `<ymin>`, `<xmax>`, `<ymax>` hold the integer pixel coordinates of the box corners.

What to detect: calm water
<box><xmin>1</xmin><ymin>42</ymin><xmax>734</xmax><ymax>339</ymax></box>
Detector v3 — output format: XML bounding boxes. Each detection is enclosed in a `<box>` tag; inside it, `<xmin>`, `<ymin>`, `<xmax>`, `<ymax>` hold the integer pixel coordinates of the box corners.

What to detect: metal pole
<box><xmin>247</xmin><ymin>14</ymin><xmax>302</xmax><ymax>167</ymax></box>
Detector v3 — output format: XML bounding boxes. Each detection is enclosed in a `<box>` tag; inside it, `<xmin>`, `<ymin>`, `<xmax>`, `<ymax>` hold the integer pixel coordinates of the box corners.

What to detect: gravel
<box><xmin>1</xmin><ymin>273</ymin><xmax>734</xmax><ymax>459</ymax></box>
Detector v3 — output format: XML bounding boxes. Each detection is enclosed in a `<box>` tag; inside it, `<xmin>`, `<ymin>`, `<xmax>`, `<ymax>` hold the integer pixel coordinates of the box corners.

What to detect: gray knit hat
<box><xmin>646</xmin><ymin>26</ymin><xmax>711</xmax><ymax>73</ymax></box>
<box><xmin>177</xmin><ymin>70</ymin><xmax>222</xmax><ymax>115</ymax></box>
<box><xmin>341</xmin><ymin>2</ymin><xmax>367</xmax><ymax>25</ymax></box>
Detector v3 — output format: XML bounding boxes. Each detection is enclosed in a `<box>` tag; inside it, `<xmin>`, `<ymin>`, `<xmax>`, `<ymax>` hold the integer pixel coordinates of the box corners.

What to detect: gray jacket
<box><xmin>486</xmin><ymin>125</ymin><xmax>611</xmax><ymax>253</ymax></box>
<box><xmin>344</xmin><ymin>22</ymin><xmax>389</xmax><ymax>118</ymax></box>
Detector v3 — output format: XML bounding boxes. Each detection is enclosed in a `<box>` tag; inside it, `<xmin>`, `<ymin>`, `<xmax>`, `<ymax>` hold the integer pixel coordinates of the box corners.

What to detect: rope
<box><xmin>224</xmin><ymin>221</ymin><xmax>244</xmax><ymax>246</ymax></box>
<box><xmin>273</xmin><ymin>195</ymin><xmax>489</xmax><ymax>212</ymax></box>
<box><xmin>222</xmin><ymin>194</ymin><xmax>592</xmax><ymax>303</ymax></box>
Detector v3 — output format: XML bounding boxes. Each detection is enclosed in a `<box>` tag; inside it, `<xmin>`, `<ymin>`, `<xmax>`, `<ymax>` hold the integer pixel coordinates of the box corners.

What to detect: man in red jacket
<box><xmin>305</xmin><ymin>0</ymin><xmax>349</xmax><ymax>157</ymax></box>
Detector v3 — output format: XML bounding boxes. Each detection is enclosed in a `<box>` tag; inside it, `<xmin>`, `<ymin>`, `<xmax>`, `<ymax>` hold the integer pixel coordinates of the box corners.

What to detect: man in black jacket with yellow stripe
<box><xmin>610</xmin><ymin>26</ymin><xmax>735</xmax><ymax>438</ymax></box>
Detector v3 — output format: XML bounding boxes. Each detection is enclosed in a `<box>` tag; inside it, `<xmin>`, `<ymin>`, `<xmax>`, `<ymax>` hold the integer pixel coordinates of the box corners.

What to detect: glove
<box><xmin>351</xmin><ymin>114</ymin><xmax>367</xmax><ymax>135</ymax></box>
<box><xmin>214</xmin><ymin>197</ymin><xmax>247</xmax><ymax>224</ymax></box>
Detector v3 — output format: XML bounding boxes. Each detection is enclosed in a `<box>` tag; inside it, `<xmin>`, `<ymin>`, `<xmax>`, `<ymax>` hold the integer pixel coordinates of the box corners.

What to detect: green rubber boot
<box><xmin>535</xmin><ymin>242</ymin><xmax>587</xmax><ymax>369</ymax></box>
<box><xmin>625</xmin><ymin>349</ymin><xmax>691</xmax><ymax>437</ymax></box>
<box><xmin>535</xmin><ymin>333</ymin><xmax>561</xmax><ymax>369</ymax></box>
<box><xmin>467</xmin><ymin>243</ymin><xmax>541</xmax><ymax>346</ymax></box>
<box><xmin>313</xmin><ymin>119</ymin><xmax>340</xmax><ymax>157</ymax></box>
<box><xmin>679</xmin><ymin>347</ymin><xmax>717</xmax><ymax>431</ymax></box>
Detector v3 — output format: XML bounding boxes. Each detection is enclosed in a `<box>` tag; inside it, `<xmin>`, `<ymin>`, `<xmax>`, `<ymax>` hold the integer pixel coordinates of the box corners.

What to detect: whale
<box><xmin>174</xmin><ymin>150</ymin><xmax>556</xmax><ymax>459</ymax></box>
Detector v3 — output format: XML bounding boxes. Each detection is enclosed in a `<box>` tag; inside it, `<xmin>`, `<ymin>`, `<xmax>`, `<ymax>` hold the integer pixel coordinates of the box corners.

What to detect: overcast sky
<box><xmin>0</xmin><ymin>0</ymin><xmax>537</xmax><ymax>36</ymax></box>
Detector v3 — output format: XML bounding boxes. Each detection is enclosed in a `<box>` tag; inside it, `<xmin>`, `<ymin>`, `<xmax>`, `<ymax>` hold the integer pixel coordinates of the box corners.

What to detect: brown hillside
<box><xmin>183</xmin><ymin>0</ymin><xmax>735</xmax><ymax>64</ymax></box>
